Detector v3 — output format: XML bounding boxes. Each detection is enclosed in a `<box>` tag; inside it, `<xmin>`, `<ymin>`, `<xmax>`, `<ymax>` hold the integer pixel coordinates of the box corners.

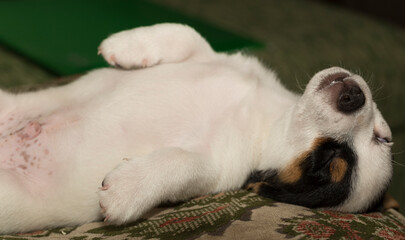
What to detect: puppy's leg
<box><xmin>0</xmin><ymin>170</ymin><xmax>48</xmax><ymax>234</ymax></box>
<box><xmin>0</xmin><ymin>169</ymin><xmax>102</xmax><ymax>234</ymax></box>
<box><xmin>0</xmin><ymin>68</ymin><xmax>122</xmax><ymax>121</ymax></box>
<box><xmin>99</xmin><ymin>148</ymin><xmax>217</xmax><ymax>224</ymax></box>
<box><xmin>98</xmin><ymin>23</ymin><xmax>216</xmax><ymax>69</ymax></box>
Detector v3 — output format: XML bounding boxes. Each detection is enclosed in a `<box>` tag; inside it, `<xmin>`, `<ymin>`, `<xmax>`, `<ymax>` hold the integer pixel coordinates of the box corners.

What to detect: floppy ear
<box><xmin>244</xmin><ymin>139</ymin><xmax>357</xmax><ymax>209</ymax></box>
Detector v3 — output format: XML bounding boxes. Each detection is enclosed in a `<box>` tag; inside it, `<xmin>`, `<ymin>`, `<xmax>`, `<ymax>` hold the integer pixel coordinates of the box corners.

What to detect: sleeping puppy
<box><xmin>0</xmin><ymin>23</ymin><xmax>393</xmax><ymax>234</ymax></box>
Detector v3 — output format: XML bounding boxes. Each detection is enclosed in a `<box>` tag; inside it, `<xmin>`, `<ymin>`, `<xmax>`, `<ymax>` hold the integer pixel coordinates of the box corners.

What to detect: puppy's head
<box><xmin>246</xmin><ymin>67</ymin><xmax>393</xmax><ymax>213</ymax></box>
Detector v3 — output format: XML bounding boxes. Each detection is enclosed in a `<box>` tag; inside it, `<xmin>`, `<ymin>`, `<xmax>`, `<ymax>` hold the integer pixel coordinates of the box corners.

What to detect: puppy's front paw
<box><xmin>98</xmin><ymin>160</ymin><xmax>158</xmax><ymax>224</ymax></box>
<box><xmin>98</xmin><ymin>28</ymin><xmax>161</xmax><ymax>69</ymax></box>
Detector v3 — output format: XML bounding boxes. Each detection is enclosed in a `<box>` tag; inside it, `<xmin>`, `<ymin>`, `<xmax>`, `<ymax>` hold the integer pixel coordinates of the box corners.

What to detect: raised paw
<box><xmin>98</xmin><ymin>27</ymin><xmax>163</xmax><ymax>69</ymax></box>
<box><xmin>98</xmin><ymin>23</ymin><xmax>214</xmax><ymax>69</ymax></box>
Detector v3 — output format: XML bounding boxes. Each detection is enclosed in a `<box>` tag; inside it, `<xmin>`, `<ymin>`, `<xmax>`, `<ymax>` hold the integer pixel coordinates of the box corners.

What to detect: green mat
<box><xmin>0</xmin><ymin>0</ymin><xmax>262</xmax><ymax>75</ymax></box>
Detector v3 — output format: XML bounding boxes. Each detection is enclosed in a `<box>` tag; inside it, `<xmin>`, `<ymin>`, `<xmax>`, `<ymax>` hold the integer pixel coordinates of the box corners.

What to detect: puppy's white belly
<box><xmin>89</xmin><ymin>64</ymin><xmax>256</xmax><ymax>153</ymax></box>
<box><xmin>0</xmin><ymin>64</ymin><xmax>255</xmax><ymax>190</ymax></box>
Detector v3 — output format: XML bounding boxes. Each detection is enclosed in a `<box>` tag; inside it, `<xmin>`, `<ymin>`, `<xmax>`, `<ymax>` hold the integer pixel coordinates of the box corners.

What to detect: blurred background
<box><xmin>0</xmin><ymin>0</ymin><xmax>404</xmax><ymax>213</ymax></box>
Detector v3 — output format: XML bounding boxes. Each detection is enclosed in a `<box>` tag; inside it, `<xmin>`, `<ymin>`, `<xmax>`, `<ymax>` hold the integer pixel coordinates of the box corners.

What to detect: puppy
<box><xmin>0</xmin><ymin>23</ymin><xmax>393</xmax><ymax>234</ymax></box>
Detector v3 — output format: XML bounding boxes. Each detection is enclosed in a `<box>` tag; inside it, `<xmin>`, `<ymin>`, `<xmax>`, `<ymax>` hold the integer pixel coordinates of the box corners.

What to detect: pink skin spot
<box><xmin>18</xmin><ymin>121</ymin><xmax>42</xmax><ymax>141</ymax></box>
<box><xmin>20</xmin><ymin>151</ymin><xmax>30</xmax><ymax>162</ymax></box>
<box><xmin>0</xmin><ymin>111</ymin><xmax>80</xmax><ymax>195</ymax></box>
<box><xmin>18</xmin><ymin>164</ymin><xmax>27</xmax><ymax>170</ymax></box>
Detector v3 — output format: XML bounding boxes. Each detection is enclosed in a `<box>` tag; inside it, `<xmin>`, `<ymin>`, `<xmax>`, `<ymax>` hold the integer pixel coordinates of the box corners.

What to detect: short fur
<box><xmin>0</xmin><ymin>24</ymin><xmax>393</xmax><ymax>234</ymax></box>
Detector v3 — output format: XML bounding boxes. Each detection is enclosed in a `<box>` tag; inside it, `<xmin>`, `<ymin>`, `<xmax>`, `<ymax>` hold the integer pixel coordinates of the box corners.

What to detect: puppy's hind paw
<box><xmin>98</xmin><ymin>160</ymin><xmax>157</xmax><ymax>224</ymax></box>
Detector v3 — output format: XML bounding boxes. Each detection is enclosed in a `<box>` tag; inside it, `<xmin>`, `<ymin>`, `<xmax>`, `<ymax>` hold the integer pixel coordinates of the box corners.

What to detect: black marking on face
<box><xmin>243</xmin><ymin>138</ymin><xmax>357</xmax><ymax>209</ymax></box>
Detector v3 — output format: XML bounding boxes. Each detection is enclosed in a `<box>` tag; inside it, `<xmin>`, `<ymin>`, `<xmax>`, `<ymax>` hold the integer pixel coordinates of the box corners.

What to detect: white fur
<box><xmin>0</xmin><ymin>23</ymin><xmax>392</xmax><ymax>233</ymax></box>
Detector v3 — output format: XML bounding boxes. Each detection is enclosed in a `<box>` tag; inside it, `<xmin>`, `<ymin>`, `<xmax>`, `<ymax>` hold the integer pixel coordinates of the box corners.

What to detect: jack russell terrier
<box><xmin>0</xmin><ymin>23</ymin><xmax>394</xmax><ymax>234</ymax></box>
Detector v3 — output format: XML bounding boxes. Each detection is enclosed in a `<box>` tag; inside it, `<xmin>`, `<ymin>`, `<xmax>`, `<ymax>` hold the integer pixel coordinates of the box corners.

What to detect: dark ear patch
<box><xmin>244</xmin><ymin>138</ymin><xmax>357</xmax><ymax>209</ymax></box>
<box><xmin>278</xmin><ymin>137</ymin><xmax>328</xmax><ymax>184</ymax></box>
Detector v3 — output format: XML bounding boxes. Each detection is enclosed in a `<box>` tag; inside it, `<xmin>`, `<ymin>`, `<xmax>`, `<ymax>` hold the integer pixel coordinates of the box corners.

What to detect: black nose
<box><xmin>337</xmin><ymin>84</ymin><xmax>365</xmax><ymax>113</ymax></box>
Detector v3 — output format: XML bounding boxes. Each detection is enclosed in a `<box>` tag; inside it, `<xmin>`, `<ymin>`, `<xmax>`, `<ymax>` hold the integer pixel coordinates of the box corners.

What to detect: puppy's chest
<box><xmin>0</xmin><ymin>110</ymin><xmax>80</xmax><ymax>189</ymax></box>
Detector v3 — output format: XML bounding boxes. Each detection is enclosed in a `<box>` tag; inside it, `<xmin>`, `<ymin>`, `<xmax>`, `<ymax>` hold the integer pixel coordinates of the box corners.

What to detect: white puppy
<box><xmin>0</xmin><ymin>23</ymin><xmax>393</xmax><ymax>234</ymax></box>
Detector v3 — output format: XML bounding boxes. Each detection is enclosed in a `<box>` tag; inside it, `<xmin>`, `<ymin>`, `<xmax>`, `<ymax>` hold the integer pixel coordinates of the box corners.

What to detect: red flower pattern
<box><xmin>362</xmin><ymin>212</ymin><xmax>383</xmax><ymax>219</ymax></box>
<box><xmin>377</xmin><ymin>227</ymin><xmax>405</xmax><ymax>240</ymax></box>
<box><xmin>323</xmin><ymin>210</ymin><xmax>354</xmax><ymax>220</ymax></box>
<box><xmin>295</xmin><ymin>220</ymin><xmax>336</xmax><ymax>238</ymax></box>
<box><xmin>336</xmin><ymin>220</ymin><xmax>363</xmax><ymax>240</ymax></box>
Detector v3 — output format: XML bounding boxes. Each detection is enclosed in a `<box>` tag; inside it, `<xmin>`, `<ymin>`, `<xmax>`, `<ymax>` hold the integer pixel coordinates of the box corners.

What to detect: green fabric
<box><xmin>0</xmin><ymin>0</ymin><xmax>261</xmax><ymax>75</ymax></box>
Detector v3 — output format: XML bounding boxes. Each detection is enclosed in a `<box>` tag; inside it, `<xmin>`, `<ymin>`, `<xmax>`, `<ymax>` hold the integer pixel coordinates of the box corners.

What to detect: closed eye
<box><xmin>376</xmin><ymin>136</ymin><xmax>389</xmax><ymax>143</ymax></box>
<box><xmin>374</xmin><ymin>131</ymin><xmax>393</xmax><ymax>146</ymax></box>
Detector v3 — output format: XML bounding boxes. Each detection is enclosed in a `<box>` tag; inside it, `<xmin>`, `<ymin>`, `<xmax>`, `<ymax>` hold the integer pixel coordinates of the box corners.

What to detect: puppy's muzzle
<box><xmin>319</xmin><ymin>72</ymin><xmax>366</xmax><ymax>113</ymax></box>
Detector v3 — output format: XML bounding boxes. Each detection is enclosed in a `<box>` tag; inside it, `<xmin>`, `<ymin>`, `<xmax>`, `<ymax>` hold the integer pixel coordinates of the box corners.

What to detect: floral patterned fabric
<box><xmin>1</xmin><ymin>190</ymin><xmax>404</xmax><ymax>240</ymax></box>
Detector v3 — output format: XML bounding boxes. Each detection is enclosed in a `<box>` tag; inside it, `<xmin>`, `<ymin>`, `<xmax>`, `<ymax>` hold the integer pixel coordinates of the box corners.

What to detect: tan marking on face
<box><xmin>246</xmin><ymin>182</ymin><xmax>266</xmax><ymax>193</ymax></box>
<box><xmin>278</xmin><ymin>156</ymin><xmax>304</xmax><ymax>183</ymax></box>
<box><xmin>279</xmin><ymin>138</ymin><xmax>328</xmax><ymax>184</ymax></box>
<box><xmin>329</xmin><ymin>158</ymin><xmax>348</xmax><ymax>183</ymax></box>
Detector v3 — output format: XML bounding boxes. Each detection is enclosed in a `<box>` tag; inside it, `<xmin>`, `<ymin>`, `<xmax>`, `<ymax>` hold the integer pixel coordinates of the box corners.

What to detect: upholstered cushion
<box><xmin>3</xmin><ymin>190</ymin><xmax>404</xmax><ymax>239</ymax></box>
